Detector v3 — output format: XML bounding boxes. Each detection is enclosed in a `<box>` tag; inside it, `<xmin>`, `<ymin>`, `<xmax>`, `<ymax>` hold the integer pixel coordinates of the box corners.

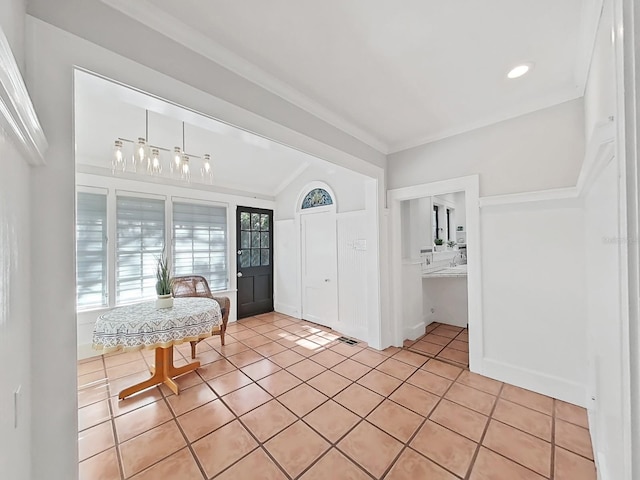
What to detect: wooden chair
<box><xmin>171</xmin><ymin>275</ymin><xmax>230</xmax><ymax>359</ymax></box>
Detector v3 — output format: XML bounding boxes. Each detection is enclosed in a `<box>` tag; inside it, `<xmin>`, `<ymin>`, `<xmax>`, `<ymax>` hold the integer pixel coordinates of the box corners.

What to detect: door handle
<box><xmin>237</xmin><ymin>250</ymin><xmax>243</xmax><ymax>255</ymax></box>
<box><xmin>237</xmin><ymin>272</ymin><xmax>243</xmax><ymax>277</ymax></box>
<box><xmin>324</xmin><ymin>279</ymin><xmax>330</xmax><ymax>282</ymax></box>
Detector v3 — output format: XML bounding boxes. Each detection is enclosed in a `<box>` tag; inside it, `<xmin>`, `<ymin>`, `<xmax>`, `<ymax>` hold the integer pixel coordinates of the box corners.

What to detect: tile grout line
<box><xmin>463</xmin><ymin>381</ymin><xmax>505</xmax><ymax>480</ymax></box>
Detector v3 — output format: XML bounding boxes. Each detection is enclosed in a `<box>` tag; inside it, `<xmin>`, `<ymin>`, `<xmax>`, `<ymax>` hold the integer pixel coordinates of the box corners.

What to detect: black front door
<box><xmin>236</xmin><ymin>206</ymin><xmax>274</xmax><ymax>318</ymax></box>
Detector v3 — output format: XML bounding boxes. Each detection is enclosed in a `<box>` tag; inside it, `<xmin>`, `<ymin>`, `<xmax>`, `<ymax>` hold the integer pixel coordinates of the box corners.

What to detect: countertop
<box><xmin>422</xmin><ymin>264</ymin><xmax>468</xmax><ymax>278</ymax></box>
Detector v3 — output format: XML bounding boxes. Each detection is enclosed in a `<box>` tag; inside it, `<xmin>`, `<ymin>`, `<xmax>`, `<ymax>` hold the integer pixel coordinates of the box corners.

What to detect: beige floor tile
<box><xmin>254</xmin><ymin>341</ymin><xmax>288</xmax><ymax>357</ymax></box>
<box><xmin>226</xmin><ymin>349</ymin><xmax>264</xmax><ymax>368</ymax></box>
<box><xmin>334</xmin><ymin>383</ymin><xmax>384</xmax><ymax>417</ymax></box>
<box><xmin>110</xmin><ymin>388</ymin><xmax>163</xmax><ymax>417</ymax></box>
<box><xmin>330</xmin><ymin>358</ymin><xmax>372</xmax><ymax>381</ymax></box>
<box><xmin>554</xmin><ymin>446</ymin><xmax>597</xmax><ymax>480</ymax></box>
<box><xmin>410</xmin><ymin>421</ymin><xmax>476</xmax><ymax>478</ymax></box>
<box><xmin>177</xmin><ymin>399</ymin><xmax>235</xmax><ymax>442</ymax></box>
<box><xmin>406</xmin><ymin>369</ymin><xmax>452</xmax><ymax>396</ymax></box>
<box><xmin>430</xmin><ymin>399</ymin><xmax>488</xmax><ymax>442</ymax></box>
<box><xmin>222</xmin><ymin>383</ymin><xmax>272</xmax><ymax>416</ymax></box>
<box><xmin>351</xmin><ymin>348</ymin><xmax>389</xmax><ymax>367</ymax></box>
<box><xmin>257</xmin><ymin>369</ymin><xmax>303</xmax><ymax>397</ymax></box>
<box><xmin>307</xmin><ymin>370</ymin><xmax>352</xmax><ymax>397</ymax></box>
<box><xmin>192</xmin><ymin>420</ymin><xmax>258</xmax><ymax>479</ymax></box>
<box><xmin>338</xmin><ymin>421</ymin><xmax>403</xmax><ymax>478</ymax></box>
<box><xmin>367</xmin><ymin>400</ymin><xmax>423</xmax><ymax>442</ymax></box>
<box><xmin>197</xmin><ymin>358</ymin><xmax>237</xmax><ymax>381</ymax></box>
<box><xmin>79</xmin><ymin>400</ymin><xmax>111</xmax><ymax>432</ymax></box>
<box><xmin>78</xmin><ymin>420</ymin><xmax>115</xmax><ymax>462</ymax></box>
<box><xmin>375</xmin><ymin>358</ymin><xmax>417</xmax><ymax>381</ymax></box>
<box><xmin>391</xmin><ymin>350</ymin><xmax>429</xmax><ymax>368</ymax></box>
<box><xmin>286</xmin><ymin>359</ymin><xmax>326</xmax><ymax>381</ymax></box>
<box><xmin>311</xmin><ymin>349</ymin><xmax>347</xmax><ymax>368</ymax></box>
<box><xmin>555</xmin><ymin>400</ymin><xmax>589</xmax><ymax>428</ymax></box>
<box><xmin>357</xmin><ymin>369</ymin><xmax>403</xmax><ymax>396</ymax></box>
<box><xmin>240</xmin><ymin>358</ymin><xmax>281</xmax><ymax>381</ymax></box>
<box><xmin>457</xmin><ymin>370</ymin><xmax>502</xmax><ymax>395</ymax></box>
<box><xmin>78</xmin><ymin>358</ymin><xmax>105</xmax><ymax>376</ymax></box>
<box><xmin>389</xmin><ymin>383</ymin><xmax>439</xmax><ymax>417</ymax></box>
<box><xmin>500</xmin><ymin>384</ymin><xmax>553</xmax><ymax>415</ymax></box>
<box><xmin>385</xmin><ymin>448</ymin><xmax>458</xmax><ymax>480</ymax></box>
<box><xmin>422</xmin><ymin>333</ymin><xmax>452</xmax><ymax>346</ymax></box>
<box><xmin>437</xmin><ymin>347</ymin><xmax>469</xmax><ymax>365</ymax></box>
<box><xmin>469</xmin><ymin>447</ymin><xmax>546</xmax><ymax>480</ymax></box>
<box><xmin>166</xmin><ymin>383</ymin><xmax>217</xmax><ymax>416</ymax></box>
<box><xmin>411</xmin><ymin>340</ymin><xmax>444</xmax><ymax>356</ymax></box>
<box><xmin>299</xmin><ymin>448</ymin><xmax>370</xmax><ymax>480</ymax></box>
<box><xmin>555</xmin><ymin>419</ymin><xmax>594</xmax><ymax>460</ymax></box>
<box><xmin>492</xmin><ymin>398</ymin><xmax>552</xmax><ymax>441</ymax></box>
<box><xmin>206</xmin><ymin>369</ymin><xmax>253</xmax><ymax>396</ymax></box>
<box><xmin>265</xmin><ymin>421</ymin><xmax>330</xmax><ymax>478</ymax></box>
<box><xmin>240</xmin><ymin>400</ymin><xmax>297</xmax><ymax>442</ymax></box>
<box><xmin>269</xmin><ymin>349</ymin><xmax>306</xmax><ymax>368</ymax></box>
<box><xmin>115</xmin><ymin>400</ymin><xmax>173</xmax><ymax>442</ymax></box>
<box><xmin>215</xmin><ymin>341</ymin><xmax>250</xmax><ymax>357</ymax></box>
<box><xmin>304</xmin><ymin>400</ymin><xmax>361</xmax><ymax>443</ymax></box>
<box><xmin>483</xmin><ymin>420</ymin><xmax>551</xmax><ymax>477</ymax></box>
<box><xmin>78</xmin><ymin>447</ymin><xmax>121</xmax><ymax>480</ymax></box>
<box><xmin>242</xmin><ymin>334</ymin><xmax>273</xmax><ymax>349</ymax></box>
<box><xmin>421</xmin><ymin>359</ymin><xmax>463</xmax><ymax>380</ymax></box>
<box><xmin>445</xmin><ymin>383</ymin><xmax>496</xmax><ymax>415</ymax></box>
<box><xmin>278</xmin><ymin>384</ymin><xmax>328</xmax><ymax>417</ymax></box>
<box><xmin>330</xmin><ymin>342</ymin><xmax>366</xmax><ymax>358</ymax></box>
<box><xmin>119</xmin><ymin>421</ymin><xmax>186</xmax><ymax>478</ymax></box>
<box><xmin>130</xmin><ymin>448</ymin><xmax>204</xmax><ymax>480</ymax></box>
<box><xmin>214</xmin><ymin>448</ymin><xmax>287</xmax><ymax>480</ymax></box>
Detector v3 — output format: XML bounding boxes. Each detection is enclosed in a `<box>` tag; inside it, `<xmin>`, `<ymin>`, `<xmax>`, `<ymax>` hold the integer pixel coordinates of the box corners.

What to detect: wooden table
<box><xmin>92</xmin><ymin>297</ymin><xmax>221</xmax><ymax>399</ymax></box>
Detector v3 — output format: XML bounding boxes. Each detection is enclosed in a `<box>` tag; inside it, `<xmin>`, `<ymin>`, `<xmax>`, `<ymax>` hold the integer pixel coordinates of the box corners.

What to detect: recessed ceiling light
<box><xmin>507</xmin><ymin>64</ymin><xmax>533</xmax><ymax>79</ymax></box>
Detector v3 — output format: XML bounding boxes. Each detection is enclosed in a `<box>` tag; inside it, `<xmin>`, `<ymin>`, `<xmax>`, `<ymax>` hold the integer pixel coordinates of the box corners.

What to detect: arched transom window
<box><xmin>301</xmin><ymin>188</ymin><xmax>333</xmax><ymax>209</ymax></box>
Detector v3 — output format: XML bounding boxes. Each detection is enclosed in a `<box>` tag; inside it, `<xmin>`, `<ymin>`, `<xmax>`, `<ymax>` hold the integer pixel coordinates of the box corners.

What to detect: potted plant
<box><xmin>447</xmin><ymin>240</ymin><xmax>457</xmax><ymax>249</ymax></box>
<box><xmin>434</xmin><ymin>238</ymin><xmax>445</xmax><ymax>252</ymax></box>
<box><xmin>155</xmin><ymin>253</ymin><xmax>173</xmax><ymax>309</ymax></box>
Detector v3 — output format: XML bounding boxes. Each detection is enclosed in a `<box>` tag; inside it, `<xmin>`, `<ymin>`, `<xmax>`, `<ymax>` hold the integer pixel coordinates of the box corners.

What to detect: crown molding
<box><xmin>0</xmin><ymin>26</ymin><xmax>48</xmax><ymax>165</ymax></box>
<box><xmin>100</xmin><ymin>0</ymin><xmax>389</xmax><ymax>155</ymax></box>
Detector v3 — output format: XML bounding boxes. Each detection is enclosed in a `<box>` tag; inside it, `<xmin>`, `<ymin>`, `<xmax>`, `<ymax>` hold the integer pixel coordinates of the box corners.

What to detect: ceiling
<box><xmin>102</xmin><ymin>0</ymin><xmax>601</xmax><ymax>154</ymax></box>
<box><xmin>74</xmin><ymin>70</ymin><xmax>358</xmax><ymax>197</ymax></box>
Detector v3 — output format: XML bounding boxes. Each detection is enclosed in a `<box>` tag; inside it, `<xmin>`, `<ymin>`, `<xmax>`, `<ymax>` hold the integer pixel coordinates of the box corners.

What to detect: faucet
<box><xmin>450</xmin><ymin>253</ymin><xmax>464</xmax><ymax>267</ymax></box>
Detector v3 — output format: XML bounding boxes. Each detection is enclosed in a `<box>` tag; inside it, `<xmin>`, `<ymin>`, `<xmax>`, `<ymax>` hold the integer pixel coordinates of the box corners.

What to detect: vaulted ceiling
<box><xmin>102</xmin><ymin>0</ymin><xmax>601</xmax><ymax>154</ymax></box>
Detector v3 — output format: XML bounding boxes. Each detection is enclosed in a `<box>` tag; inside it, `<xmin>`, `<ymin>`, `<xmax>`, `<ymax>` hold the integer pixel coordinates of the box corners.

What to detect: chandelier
<box><xmin>111</xmin><ymin>110</ymin><xmax>213</xmax><ymax>184</ymax></box>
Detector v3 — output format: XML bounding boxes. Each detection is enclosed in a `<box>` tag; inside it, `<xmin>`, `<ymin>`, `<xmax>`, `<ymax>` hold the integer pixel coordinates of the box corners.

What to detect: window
<box><xmin>116</xmin><ymin>195</ymin><xmax>165</xmax><ymax>304</ymax></box>
<box><xmin>433</xmin><ymin>205</ymin><xmax>440</xmax><ymax>240</ymax></box>
<box><xmin>446</xmin><ymin>208</ymin><xmax>451</xmax><ymax>240</ymax></box>
<box><xmin>76</xmin><ymin>191</ymin><xmax>108</xmax><ymax>309</ymax></box>
<box><xmin>173</xmin><ymin>201</ymin><xmax>227</xmax><ymax>291</ymax></box>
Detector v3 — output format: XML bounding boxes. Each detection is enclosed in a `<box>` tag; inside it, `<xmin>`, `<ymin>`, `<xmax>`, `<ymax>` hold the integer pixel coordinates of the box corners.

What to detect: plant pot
<box><xmin>156</xmin><ymin>294</ymin><xmax>173</xmax><ymax>309</ymax></box>
<box><xmin>434</xmin><ymin>245</ymin><xmax>445</xmax><ymax>252</ymax></box>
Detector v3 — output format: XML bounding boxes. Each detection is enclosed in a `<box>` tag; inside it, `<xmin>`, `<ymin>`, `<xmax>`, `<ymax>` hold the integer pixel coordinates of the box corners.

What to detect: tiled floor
<box><xmin>78</xmin><ymin>312</ymin><xmax>596</xmax><ymax>479</ymax></box>
<box><xmin>404</xmin><ymin>323</ymin><xmax>469</xmax><ymax>367</ymax></box>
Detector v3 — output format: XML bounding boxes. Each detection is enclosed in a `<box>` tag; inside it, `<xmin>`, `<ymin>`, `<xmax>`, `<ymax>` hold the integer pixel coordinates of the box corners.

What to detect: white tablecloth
<box><xmin>92</xmin><ymin>297</ymin><xmax>221</xmax><ymax>354</ymax></box>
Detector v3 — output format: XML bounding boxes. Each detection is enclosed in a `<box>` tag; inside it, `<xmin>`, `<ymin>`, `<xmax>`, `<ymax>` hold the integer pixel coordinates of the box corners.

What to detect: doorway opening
<box><xmin>388</xmin><ymin>175</ymin><xmax>483</xmax><ymax>372</ymax></box>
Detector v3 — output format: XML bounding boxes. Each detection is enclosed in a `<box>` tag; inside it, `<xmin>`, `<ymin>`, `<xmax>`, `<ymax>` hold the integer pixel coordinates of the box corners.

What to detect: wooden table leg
<box><xmin>118</xmin><ymin>346</ymin><xmax>201</xmax><ymax>400</ymax></box>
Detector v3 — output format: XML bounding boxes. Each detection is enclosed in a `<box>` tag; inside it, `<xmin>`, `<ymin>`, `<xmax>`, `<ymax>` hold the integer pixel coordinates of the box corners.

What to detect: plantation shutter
<box><xmin>76</xmin><ymin>191</ymin><xmax>108</xmax><ymax>309</ymax></box>
<box><xmin>116</xmin><ymin>195</ymin><xmax>165</xmax><ymax>303</ymax></box>
<box><xmin>172</xmin><ymin>202</ymin><xmax>227</xmax><ymax>291</ymax></box>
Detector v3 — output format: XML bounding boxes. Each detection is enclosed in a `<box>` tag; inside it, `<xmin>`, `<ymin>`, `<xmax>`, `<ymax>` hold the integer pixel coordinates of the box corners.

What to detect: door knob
<box><xmin>237</xmin><ymin>272</ymin><xmax>243</xmax><ymax>277</ymax></box>
<box><xmin>324</xmin><ymin>279</ymin><xmax>330</xmax><ymax>282</ymax></box>
<box><xmin>237</xmin><ymin>250</ymin><xmax>243</xmax><ymax>255</ymax></box>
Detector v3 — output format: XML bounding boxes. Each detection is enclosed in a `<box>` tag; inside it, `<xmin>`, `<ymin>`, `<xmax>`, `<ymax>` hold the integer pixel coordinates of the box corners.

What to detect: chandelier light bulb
<box><xmin>172</xmin><ymin>146</ymin><xmax>182</xmax><ymax>173</ymax></box>
<box><xmin>149</xmin><ymin>148</ymin><xmax>162</xmax><ymax>175</ymax></box>
<box><xmin>201</xmin><ymin>153</ymin><xmax>213</xmax><ymax>184</ymax></box>
<box><xmin>112</xmin><ymin>140</ymin><xmax>125</xmax><ymax>173</ymax></box>
<box><xmin>180</xmin><ymin>154</ymin><xmax>191</xmax><ymax>182</ymax></box>
<box><xmin>134</xmin><ymin>137</ymin><xmax>149</xmax><ymax>172</ymax></box>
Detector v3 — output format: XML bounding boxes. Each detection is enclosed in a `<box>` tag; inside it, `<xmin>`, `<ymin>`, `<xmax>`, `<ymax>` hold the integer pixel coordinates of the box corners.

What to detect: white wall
<box><xmin>388</xmin><ymin>99</ymin><xmax>585</xmax><ymax>196</ymax></box>
<box><xmin>0</xmin><ymin>3</ymin><xmax>31</xmax><ymax>479</ymax></box>
<box><xmin>0</xmin><ymin>126</ymin><xmax>32</xmax><ymax>480</ymax></box>
<box><xmin>480</xmin><ymin>200</ymin><xmax>587</xmax><ymax>404</ymax></box>
<box><xmin>422</xmin><ymin>277</ymin><xmax>468</xmax><ymax>328</ymax></box>
<box><xmin>75</xmin><ymin>172</ymin><xmax>275</xmax><ymax>359</ymax></box>
<box><xmin>274</xmin><ymin>163</ymin><xmax>367</xmax><ymax>220</ymax></box>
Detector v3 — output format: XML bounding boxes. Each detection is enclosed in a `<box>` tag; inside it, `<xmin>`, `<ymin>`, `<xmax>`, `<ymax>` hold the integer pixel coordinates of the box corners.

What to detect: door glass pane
<box><xmin>260</xmin><ymin>214</ymin><xmax>269</xmax><ymax>231</ymax></box>
<box><xmin>241</xmin><ymin>231</ymin><xmax>251</xmax><ymax>248</ymax></box>
<box><xmin>251</xmin><ymin>232</ymin><xmax>261</xmax><ymax>248</ymax></box>
<box><xmin>251</xmin><ymin>213</ymin><xmax>261</xmax><ymax>230</ymax></box>
<box><xmin>260</xmin><ymin>232</ymin><xmax>269</xmax><ymax>248</ymax></box>
<box><xmin>261</xmin><ymin>249</ymin><xmax>270</xmax><ymax>266</ymax></box>
<box><xmin>240</xmin><ymin>212</ymin><xmax>250</xmax><ymax>230</ymax></box>
<box><xmin>240</xmin><ymin>250</ymin><xmax>251</xmax><ymax>268</ymax></box>
<box><xmin>251</xmin><ymin>249</ymin><xmax>261</xmax><ymax>266</ymax></box>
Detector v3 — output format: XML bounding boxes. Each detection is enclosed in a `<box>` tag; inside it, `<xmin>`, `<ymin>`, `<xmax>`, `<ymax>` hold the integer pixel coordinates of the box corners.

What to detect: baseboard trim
<box><xmin>404</xmin><ymin>321</ymin><xmax>426</xmax><ymax>341</ymax></box>
<box><xmin>275</xmin><ymin>303</ymin><xmax>300</xmax><ymax>319</ymax></box>
<box><xmin>482</xmin><ymin>358</ymin><xmax>587</xmax><ymax>407</ymax></box>
<box><xmin>77</xmin><ymin>343</ymin><xmax>101</xmax><ymax>361</ymax></box>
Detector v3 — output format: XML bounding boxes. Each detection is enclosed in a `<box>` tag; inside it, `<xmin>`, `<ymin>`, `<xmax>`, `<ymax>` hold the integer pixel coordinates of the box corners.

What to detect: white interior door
<box><xmin>301</xmin><ymin>212</ymin><xmax>338</xmax><ymax>327</ymax></box>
